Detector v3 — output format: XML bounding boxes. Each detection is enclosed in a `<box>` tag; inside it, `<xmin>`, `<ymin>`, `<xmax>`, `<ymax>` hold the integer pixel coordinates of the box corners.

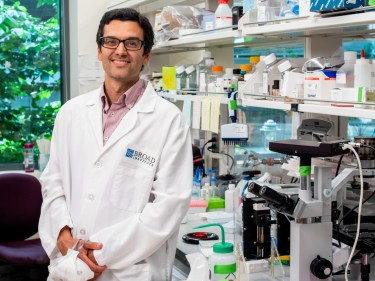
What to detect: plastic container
<box><xmin>208</xmin><ymin>65</ymin><xmax>224</xmax><ymax>92</ymax></box>
<box><xmin>24</xmin><ymin>143</ymin><xmax>35</xmax><ymax>173</ymax></box>
<box><xmin>215</xmin><ymin>0</ymin><xmax>233</xmax><ymax>29</ymax></box>
<box><xmin>223</xmin><ymin>68</ymin><xmax>234</xmax><ymax>91</ymax></box>
<box><xmin>192</xmin><ymin>177</ymin><xmax>201</xmax><ymax>198</ymax></box>
<box><xmin>354</xmin><ymin>49</ymin><xmax>372</xmax><ymax>90</ymax></box>
<box><xmin>336</xmin><ymin>51</ymin><xmax>357</xmax><ymax>88</ymax></box>
<box><xmin>250</xmin><ymin>56</ymin><xmax>261</xmax><ymax>73</ymax></box>
<box><xmin>231</xmin><ymin>68</ymin><xmax>241</xmax><ymax>90</ymax></box>
<box><xmin>225</xmin><ymin>183</ymin><xmax>236</xmax><ymax>213</ymax></box>
<box><xmin>194</xmin><ymin>223</ymin><xmax>236</xmax><ymax>281</ymax></box>
<box><xmin>176</xmin><ymin>65</ymin><xmax>186</xmax><ymax>90</ymax></box>
<box><xmin>185</xmin><ymin>65</ymin><xmax>198</xmax><ymax>90</ymax></box>
<box><xmin>199</xmin><ymin>52</ymin><xmax>215</xmax><ymax>92</ymax></box>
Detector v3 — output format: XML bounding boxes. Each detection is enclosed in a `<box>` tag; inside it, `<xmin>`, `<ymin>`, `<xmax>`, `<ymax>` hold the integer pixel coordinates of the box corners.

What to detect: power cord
<box><xmin>201</xmin><ymin>137</ymin><xmax>217</xmax><ymax>157</ymax></box>
<box><xmin>341</xmin><ymin>143</ymin><xmax>364</xmax><ymax>281</ymax></box>
<box><xmin>207</xmin><ymin>144</ymin><xmax>235</xmax><ymax>171</ymax></box>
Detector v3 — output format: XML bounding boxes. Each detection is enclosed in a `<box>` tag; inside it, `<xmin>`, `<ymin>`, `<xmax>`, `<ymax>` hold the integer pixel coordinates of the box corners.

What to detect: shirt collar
<box><xmin>100</xmin><ymin>79</ymin><xmax>146</xmax><ymax>113</ymax></box>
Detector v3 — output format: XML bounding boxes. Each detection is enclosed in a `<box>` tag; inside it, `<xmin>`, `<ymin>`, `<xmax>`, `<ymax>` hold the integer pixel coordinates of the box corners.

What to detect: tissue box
<box><xmin>310</xmin><ymin>0</ymin><xmax>367</xmax><ymax>12</ymax></box>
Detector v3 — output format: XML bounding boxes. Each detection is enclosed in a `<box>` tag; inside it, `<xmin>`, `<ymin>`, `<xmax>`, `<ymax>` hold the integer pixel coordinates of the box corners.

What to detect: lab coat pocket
<box><xmin>111</xmin><ymin>162</ymin><xmax>153</xmax><ymax>212</ymax></box>
<box><xmin>114</xmin><ymin>262</ymin><xmax>151</xmax><ymax>281</ymax></box>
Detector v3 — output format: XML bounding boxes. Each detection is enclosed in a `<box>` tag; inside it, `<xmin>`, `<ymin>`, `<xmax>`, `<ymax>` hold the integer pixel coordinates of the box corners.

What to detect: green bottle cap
<box><xmin>194</xmin><ymin>223</ymin><xmax>233</xmax><ymax>254</ymax></box>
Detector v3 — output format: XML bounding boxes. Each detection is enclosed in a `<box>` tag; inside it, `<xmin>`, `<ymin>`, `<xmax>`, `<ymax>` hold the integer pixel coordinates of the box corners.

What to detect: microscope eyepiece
<box><xmin>259</xmin><ymin>186</ymin><xmax>288</xmax><ymax>207</ymax></box>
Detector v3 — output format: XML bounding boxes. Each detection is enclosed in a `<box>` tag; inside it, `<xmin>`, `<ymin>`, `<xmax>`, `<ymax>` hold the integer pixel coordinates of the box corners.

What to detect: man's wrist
<box><xmin>57</xmin><ymin>225</ymin><xmax>72</xmax><ymax>254</ymax></box>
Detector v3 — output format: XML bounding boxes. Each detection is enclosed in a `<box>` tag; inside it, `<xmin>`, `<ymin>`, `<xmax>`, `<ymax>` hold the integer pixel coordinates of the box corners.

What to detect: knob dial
<box><xmin>310</xmin><ymin>255</ymin><xmax>333</xmax><ymax>279</ymax></box>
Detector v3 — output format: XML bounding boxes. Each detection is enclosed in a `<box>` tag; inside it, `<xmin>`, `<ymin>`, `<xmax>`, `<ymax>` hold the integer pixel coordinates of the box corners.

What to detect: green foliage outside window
<box><xmin>0</xmin><ymin>0</ymin><xmax>61</xmax><ymax>164</ymax></box>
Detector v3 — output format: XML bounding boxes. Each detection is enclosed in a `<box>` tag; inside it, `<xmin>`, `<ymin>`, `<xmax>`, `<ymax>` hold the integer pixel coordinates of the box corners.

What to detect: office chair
<box><xmin>0</xmin><ymin>173</ymin><xmax>49</xmax><ymax>280</ymax></box>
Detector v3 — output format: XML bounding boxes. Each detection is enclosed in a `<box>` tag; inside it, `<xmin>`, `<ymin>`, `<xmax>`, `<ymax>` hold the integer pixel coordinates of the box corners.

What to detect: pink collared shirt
<box><xmin>101</xmin><ymin>79</ymin><xmax>147</xmax><ymax>145</ymax></box>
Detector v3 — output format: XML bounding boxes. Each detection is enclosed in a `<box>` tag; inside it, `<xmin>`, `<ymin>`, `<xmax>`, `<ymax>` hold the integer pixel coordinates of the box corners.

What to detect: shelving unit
<box><xmin>110</xmin><ymin>1</ymin><xmax>375</xmax><ymax>120</ymax></box>
<box><xmin>152</xmin><ymin>7</ymin><xmax>375</xmax><ymax>120</ymax></box>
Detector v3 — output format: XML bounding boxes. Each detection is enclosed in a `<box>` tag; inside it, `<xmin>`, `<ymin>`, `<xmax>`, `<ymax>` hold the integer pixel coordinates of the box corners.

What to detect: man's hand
<box><xmin>56</xmin><ymin>226</ymin><xmax>107</xmax><ymax>279</ymax></box>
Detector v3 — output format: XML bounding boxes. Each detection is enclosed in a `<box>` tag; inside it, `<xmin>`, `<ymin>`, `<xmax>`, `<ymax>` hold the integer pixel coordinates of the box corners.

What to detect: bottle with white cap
<box><xmin>354</xmin><ymin>49</ymin><xmax>372</xmax><ymax>91</ymax></box>
<box><xmin>215</xmin><ymin>0</ymin><xmax>233</xmax><ymax>29</ymax></box>
<box><xmin>185</xmin><ymin>65</ymin><xmax>198</xmax><ymax>90</ymax></box>
<box><xmin>336</xmin><ymin>51</ymin><xmax>357</xmax><ymax>88</ymax></box>
<box><xmin>225</xmin><ymin>183</ymin><xmax>236</xmax><ymax>213</ymax></box>
<box><xmin>198</xmin><ymin>51</ymin><xmax>214</xmax><ymax>92</ymax></box>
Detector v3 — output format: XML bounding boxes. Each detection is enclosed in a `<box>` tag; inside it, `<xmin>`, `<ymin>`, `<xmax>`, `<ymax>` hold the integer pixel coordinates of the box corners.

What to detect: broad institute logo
<box><xmin>125</xmin><ymin>148</ymin><xmax>156</xmax><ymax>167</ymax></box>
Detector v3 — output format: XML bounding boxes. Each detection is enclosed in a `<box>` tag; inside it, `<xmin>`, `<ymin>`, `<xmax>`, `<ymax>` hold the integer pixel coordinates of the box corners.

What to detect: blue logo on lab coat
<box><xmin>125</xmin><ymin>149</ymin><xmax>135</xmax><ymax>158</ymax></box>
<box><xmin>125</xmin><ymin>148</ymin><xmax>156</xmax><ymax>167</ymax></box>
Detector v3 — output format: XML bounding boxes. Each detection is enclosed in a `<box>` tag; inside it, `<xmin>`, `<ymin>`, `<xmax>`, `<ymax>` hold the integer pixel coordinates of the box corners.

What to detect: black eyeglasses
<box><xmin>100</xmin><ymin>37</ymin><xmax>144</xmax><ymax>51</ymax></box>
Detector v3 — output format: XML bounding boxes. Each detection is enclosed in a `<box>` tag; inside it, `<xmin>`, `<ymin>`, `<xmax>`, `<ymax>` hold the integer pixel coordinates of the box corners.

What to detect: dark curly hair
<box><xmin>96</xmin><ymin>8</ymin><xmax>154</xmax><ymax>55</ymax></box>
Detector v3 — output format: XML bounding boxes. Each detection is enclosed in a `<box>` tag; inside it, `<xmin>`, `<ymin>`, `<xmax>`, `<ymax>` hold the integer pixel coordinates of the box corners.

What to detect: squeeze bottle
<box><xmin>194</xmin><ymin>223</ymin><xmax>236</xmax><ymax>281</ymax></box>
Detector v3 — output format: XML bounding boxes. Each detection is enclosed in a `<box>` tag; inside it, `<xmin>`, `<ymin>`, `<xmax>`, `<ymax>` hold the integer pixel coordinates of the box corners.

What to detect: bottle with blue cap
<box><xmin>194</xmin><ymin>223</ymin><xmax>236</xmax><ymax>281</ymax></box>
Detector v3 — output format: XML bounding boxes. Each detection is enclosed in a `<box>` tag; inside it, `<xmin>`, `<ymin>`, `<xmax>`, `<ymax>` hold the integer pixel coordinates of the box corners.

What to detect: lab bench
<box><xmin>175</xmin><ymin>214</ymin><xmax>375</xmax><ymax>281</ymax></box>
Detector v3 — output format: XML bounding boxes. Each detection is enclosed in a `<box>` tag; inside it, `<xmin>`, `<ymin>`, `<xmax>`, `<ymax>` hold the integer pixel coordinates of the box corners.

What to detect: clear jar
<box><xmin>176</xmin><ymin>65</ymin><xmax>186</xmax><ymax>90</ymax></box>
<box><xmin>24</xmin><ymin>142</ymin><xmax>35</xmax><ymax>173</ymax></box>
<box><xmin>185</xmin><ymin>65</ymin><xmax>198</xmax><ymax>90</ymax></box>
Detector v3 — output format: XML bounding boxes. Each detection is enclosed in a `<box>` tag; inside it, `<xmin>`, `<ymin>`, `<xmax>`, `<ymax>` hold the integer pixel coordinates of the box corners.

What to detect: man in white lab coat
<box><xmin>39</xmin><ymin>8</ymin><xmax>193</xmax><ymax>281</ymax></box>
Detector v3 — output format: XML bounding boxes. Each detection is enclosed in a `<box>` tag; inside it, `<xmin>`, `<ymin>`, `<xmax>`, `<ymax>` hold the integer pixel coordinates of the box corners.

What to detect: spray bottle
<box><xmin>194</xmin><ymin>223</ymin><xmax>236</xmax><ymax>281</ymax></box>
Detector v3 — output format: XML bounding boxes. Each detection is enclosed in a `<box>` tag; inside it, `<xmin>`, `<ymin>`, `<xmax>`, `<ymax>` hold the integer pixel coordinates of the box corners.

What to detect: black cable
<box><xmin>201</xmin><ymin>137</ymin><xmax>217</xmax><ymax>157</ymax></box>
<box><xmin>207</xmin><ymin>145</ymin><xmax>235</xmax><ymax>171</ymax></box>
<box><xmin>335</xmin><ymin>154</ymin><xmax>345</xmax><ymax>177</ymax></box>
<box><xmin>336</xmin><ymin>189</ymin><xmax>375</xmax><ymax>248</ymax></box>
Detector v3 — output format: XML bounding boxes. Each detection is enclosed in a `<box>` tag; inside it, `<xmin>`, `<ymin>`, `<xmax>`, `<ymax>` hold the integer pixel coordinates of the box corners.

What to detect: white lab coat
<box><xmin>38</xmin><ymin>81</ymin><xmax>193</xmax><ymax>281</ymax></box>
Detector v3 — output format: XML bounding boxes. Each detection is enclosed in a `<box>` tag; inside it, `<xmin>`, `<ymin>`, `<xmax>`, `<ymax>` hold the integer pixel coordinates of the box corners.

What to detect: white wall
<box><xmin>69</xmin><ymin>0</ymin><xmax>108</xmax><ymax>98</ymax></box>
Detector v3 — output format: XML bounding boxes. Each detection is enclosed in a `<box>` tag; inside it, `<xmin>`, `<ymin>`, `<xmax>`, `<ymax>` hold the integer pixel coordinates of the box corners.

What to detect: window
<box><xmin>0</xmin><ymin>0</ymin><xmax>62</xmax><ymax>169</ymax></box>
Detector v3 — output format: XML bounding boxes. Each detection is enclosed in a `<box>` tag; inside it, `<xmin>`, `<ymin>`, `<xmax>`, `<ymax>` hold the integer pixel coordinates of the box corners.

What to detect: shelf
<box><xmin>298</xmin><ymin>103</ymin><xmax>375</xmax><ymax>119</ymax></box>
<box><xmin>107</xmin><ymin>0</ymin><xmax>203</xmax><ymax>13</ymax></box>
<box><xmin>158</xmin><ymin>91</ymin><xmax>229</xmax><ymax>104</ymax></box>
<box><xmin>241</xmin><ymin>9</ymin><xmax>375</xmax><ymax>39</ymax></box>
<box><xmin>153</xmin><ymin>28</ymin><xmax>242</xmax><ymax>54</ymax></box>
<box><xmin>241</xmin><ymin>98</ymin><xmax>292</xmax><ymax>111</ymax></box>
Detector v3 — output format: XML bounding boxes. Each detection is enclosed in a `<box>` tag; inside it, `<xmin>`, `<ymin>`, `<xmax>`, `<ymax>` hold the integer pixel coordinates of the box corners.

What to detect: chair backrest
<box><xmin>0</xmin><ymin>173</ymin><xmax>43</xmax><ymax>243</ymax></box>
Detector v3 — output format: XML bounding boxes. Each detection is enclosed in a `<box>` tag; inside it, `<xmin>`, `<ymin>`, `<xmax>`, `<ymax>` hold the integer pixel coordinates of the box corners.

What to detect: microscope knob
<box><xmin>310</xmin><ymin>255</ymin><xmax>333</xmax><ymax>279</ymax></box>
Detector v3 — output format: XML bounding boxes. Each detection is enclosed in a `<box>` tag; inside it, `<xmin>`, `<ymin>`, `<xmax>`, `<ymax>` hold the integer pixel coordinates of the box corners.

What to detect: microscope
<box><xmin>246</xmin><ymin>139</ymin><xmax>364</xmax><ymax>281</ymax></box>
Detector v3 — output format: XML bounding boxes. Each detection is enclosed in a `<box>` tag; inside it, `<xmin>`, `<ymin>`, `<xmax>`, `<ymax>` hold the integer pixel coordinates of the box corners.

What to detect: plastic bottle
<box><xmin>175</xmin><ymin>65</ymin><xmax>186</xmax><ymax>90</ymax></box>
<box><xmin>231</xmin><ymin>68</ymin><xmax>241</xmax><ymax>90</ymax></box>
<box><xmin>354</xmin><ymin>49</ymin><xmax>372</xmax><ymax>91</ymax></box>
<box><xmin>336</xmin><ymin>51</ymin><xmax>357</xmax><ymax>88</ymax></box>
<box><xmin>185</xmin><ymin>65</ymin><xmax>198</xmax><ymax>90</ymax></box>
<box><xmin>201</xmin><ymin>182</ymin><xmax>211</xmax><ymax>201</ymax></box>
<box><xmin>215</xmin><ymin>0</ymin><xmax>233</xmax><ymax>29</ymax></box>
<box><xmin>192</xmin><ymin>177</ymin><xmax>201</xmax><ymax>198</ymax></box>
<box><xmin>194</xmin><ymin>223</ymin><xmax>236</xmax><ymax>281</ymax></box>
<box><xmin>199</xmin><ymin>52</ymin><xmax>215</xmax><ymax>92</ymax></box>
<box><xmin>208</xmin><ymin>65</ymin><xmax>224</xmax><ymax>93</ymax></box>
<box><xmin>24</xmin><ymin>143</ymin><xmax>35</xmax><ymax>173</ymax></box>
<box><xmin>237</xmin><ymin>70</ymin><xmax>246</xmax><ymax>92</ymax></box>
<box><xmin>225</xmin><ymin>183</ymin><xmax>236</xmax><ymax>213</ymax></box>
<box><xmin>262</xmin><ymin>53</ymin><xmax>282</xmax><ymax>95</ymax></box>
<box><xmin>250</xmin><ymin>56</ymin><xmax>260</xmax><ymax>73</ymax></box>
<box><xmin>223</xmin><ymin>68</ymin><xmax>234</xmax><ymax>91</ymax></box>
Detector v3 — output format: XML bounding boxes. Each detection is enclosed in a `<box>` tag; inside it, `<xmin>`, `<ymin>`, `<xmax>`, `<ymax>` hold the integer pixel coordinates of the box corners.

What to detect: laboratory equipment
<box><xmin>246</xmin><ymin>139</ymin><xmax>375</xmax><ymax>281</ymax></box>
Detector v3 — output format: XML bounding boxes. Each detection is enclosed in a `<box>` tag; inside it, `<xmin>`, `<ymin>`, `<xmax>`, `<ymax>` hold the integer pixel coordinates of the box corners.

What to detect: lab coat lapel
<box><xmin>102</xmin><ymin>82</ymin><xmax>157</xmax><ymax>152</ymax></box>
<box><xmin>85</xmin><ymin>89</ymin><xmax>104</xmax><ymax>152</ymax></box>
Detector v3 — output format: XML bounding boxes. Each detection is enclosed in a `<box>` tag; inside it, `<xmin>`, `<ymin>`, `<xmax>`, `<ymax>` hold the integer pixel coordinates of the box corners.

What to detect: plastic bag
<box><xmin>155</xmin><ymin>6</ymin><xmax>213</xmax><ymax>44</ymax></box>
